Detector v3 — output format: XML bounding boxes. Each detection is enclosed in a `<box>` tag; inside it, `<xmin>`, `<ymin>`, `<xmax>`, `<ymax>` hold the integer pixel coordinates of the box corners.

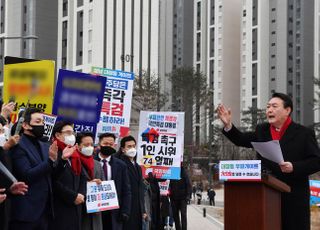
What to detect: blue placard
<box><xmin>53</xmin><ymin>69</ymin><xmax>106</xmax><ymax>124</ymax></box>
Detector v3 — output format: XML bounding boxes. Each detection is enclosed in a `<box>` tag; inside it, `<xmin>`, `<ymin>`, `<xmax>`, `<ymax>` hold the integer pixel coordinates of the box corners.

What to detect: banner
<box><xmin>219</xmin><ymin>160</ymin><xmax>261</xmax><ymax>181</ymax></box>
<box><xmin>159</xmin><ymin>180</ymin><xmax>170</xmax><ymax>196</ymax></box>
<box><xmin>3</xmin><ymin>56</ymin><xmax>55</xmax><ymax>122</ymax></box>
<box><xmin>86</xmin><ymin>180</ymin><xmax>119</xmax><ymax>213</ymax></box>
<box><xmin>43</xmin><ymin>113</ymin><xmax>57</xmax><ymax>140</ymax></box>
<box><xmin>310</xmin><ymin>180</ymin><xmax>320</xmax><ymax>206</ymax></box>
<box><xmin>92</xmin><ymin>67</ymin><xmax>134</xmax><ymax>140</ymax></box>
<box><xmin>52</xmin><ymin>69</ymin><xmax>106</xmax><ymax>134</ymax></box>
<box><xmin>137</xmin><ymin>111</ymin><xmax>184</xmax><ymax>179</ymax></box>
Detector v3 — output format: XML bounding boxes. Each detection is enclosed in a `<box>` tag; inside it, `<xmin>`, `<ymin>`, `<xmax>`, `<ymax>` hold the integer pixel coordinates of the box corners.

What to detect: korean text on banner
<box><xmin>159</xmin><ymin>180</ymin><xmax>170</xmax><ymax>196</ymax></box>
<box><xmin>3</xmin><ymin>56</ymin><xmax>55</xmax><ymax>122</ymax></box>
<box><xmin>219</xmin><ymin>160</ymin><xmax>262</xmax><ymax>181</ymax></box>
<box><xmin>86</xmin><ymin>180</ymin><xmax>119</xmax><ymax>213</ymax></box>
<box><xmin>92</xmin><ymin>67</ymin><xmax>134</xmax><ymax>139</ymax></box>
<box><xmin>137</xmin><ymin>111</ymin><xmax>185</xmax><ymax>180</ymax></box>
<box><xmin>52</xmin><ymin>69</ymin><xmax>106</xmax><ymax>133</ymax></box>
<box><xmin>43</xmin><ymin>113</ymin><xmax>57</xmax><ymax>140</ymax></box>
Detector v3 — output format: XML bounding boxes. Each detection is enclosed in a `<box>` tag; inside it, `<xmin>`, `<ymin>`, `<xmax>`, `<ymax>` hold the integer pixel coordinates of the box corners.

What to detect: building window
<box><xmin>62</xmin><ymin>39</ymin><xmax>67</xmax><ymax>47</ymax></box>
<box><xmin>89</xmin><ymin>9</ymin><xmax>93</xmax><ymax>23</ymax></box>
<box><xmin>271</xmin><ymin>19</ymin><xmax>276</xmax><ymax>23</ymax></box>
<box><xmin>88</xmin><ymin>30</ymin><xmax>92</xmax><ymax>43</ymax></box>
<box><xmin>197</xmin><ymin>2</ymin><xmax>201</xmax><ymax>30</ymax></box>
<box><xmin>88</xmin><ymin>50</ymin><xmax>92</xmax><ymax>63</ymax></box>
<box><xmin>63</xmin><ymin>0</ymin><xmax>68</xmax><ymax>17</ymax></box>
<box><xmin>63</xmin><ymin>21</ymin><xmax>68</xmax><ymax>29</ymax></box>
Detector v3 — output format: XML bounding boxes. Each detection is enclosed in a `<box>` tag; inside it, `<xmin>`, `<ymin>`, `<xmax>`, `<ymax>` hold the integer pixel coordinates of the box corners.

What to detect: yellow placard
<box><xmin>3</xmin><ymin>58</ymin><xmax>55</xmax><ymax>122</ymax></box>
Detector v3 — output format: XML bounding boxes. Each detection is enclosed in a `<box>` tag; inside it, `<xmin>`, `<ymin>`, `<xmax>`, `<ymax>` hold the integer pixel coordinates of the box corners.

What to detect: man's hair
<box><xmin>24</xmin><ymin>108</ymin><xmax>42</xmax><ymax>123</ymax></box>
<box><xmin>52</xmin><ymin>120</ymin><xmax>74</xmax><ymax>137</ymax></box>
<box><xmin>98</xmin><ymin>133</ymin><xmax>116</xmax><ymax>142</ymax></box>
<box><xmin>272</xmin><ymin>92</ymin><xmax>293</xmax><ymax>114</ymax></box>
<box><xmin>76</xmin><ymin>132</ymin><xmax>94</xmax><ymax>144</ymax></box>
<box><xmin>120</xmin><ymin>135</ymin><xmax>136</xmax><ymax>148</ymax></box>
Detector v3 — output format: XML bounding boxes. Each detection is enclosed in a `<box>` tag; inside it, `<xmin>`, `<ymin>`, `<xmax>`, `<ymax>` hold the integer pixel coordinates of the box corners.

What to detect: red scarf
<box><xmin>78</xmin><ymin>149</ymin><xmax>94</xmax><ymax>180</ymax></box>
<box><xmin>270</xmin><ymin>117</ymin><xmax>292</xmax><ymax>140</ymax></box>
<box><xmin>54</xmin><ymin>138</ymin><xmax>82</xmax><ymax>176</ymax></box>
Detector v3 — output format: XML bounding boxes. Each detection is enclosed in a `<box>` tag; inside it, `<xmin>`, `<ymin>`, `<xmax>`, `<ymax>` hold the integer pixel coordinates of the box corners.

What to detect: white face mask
<box><xmin>64</xmin><ymin>134</ymin><xmax>76</xmax><ymax>146</ymax></box>
<box><xmin>0</xmin><ymin>134</ymin><xmax>6</xmax><ymax>147</ymax></box>
<box><xmin>80</xmin><ymin>146</ymin><xmax>94</xmax><ymax>157</ymax></box>
<box><xmin>125</xmin><ymin>148</ymin><xmax>137</xmax><ymax>158</ymax></box>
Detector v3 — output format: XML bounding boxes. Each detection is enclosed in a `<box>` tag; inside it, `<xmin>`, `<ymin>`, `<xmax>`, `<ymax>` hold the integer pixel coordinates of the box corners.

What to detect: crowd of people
<box><xmin>0</xmin><ymin>104</ymin><xmax>192</xmax><ymax>230</ymax></box>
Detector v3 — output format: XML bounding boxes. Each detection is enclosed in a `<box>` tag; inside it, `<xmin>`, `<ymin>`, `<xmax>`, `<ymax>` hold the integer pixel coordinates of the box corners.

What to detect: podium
<box><xmin>224</xmin><ymin>174</ymin><xmax>291</xmax><ymax>230</ymax></box>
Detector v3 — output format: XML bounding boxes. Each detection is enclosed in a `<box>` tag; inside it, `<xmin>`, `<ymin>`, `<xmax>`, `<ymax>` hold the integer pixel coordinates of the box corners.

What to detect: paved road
<box><xmin>188</xmin><ymin>204</ymin><xmax>224</xmax><ymax>230</ymax></box>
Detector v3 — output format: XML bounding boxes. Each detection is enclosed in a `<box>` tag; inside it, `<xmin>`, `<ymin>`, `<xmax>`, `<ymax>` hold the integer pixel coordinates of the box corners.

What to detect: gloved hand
<box><xmin>118</xmin><ymin>213</ymin><xmax>130</xmax><ymax>222</ymax></box>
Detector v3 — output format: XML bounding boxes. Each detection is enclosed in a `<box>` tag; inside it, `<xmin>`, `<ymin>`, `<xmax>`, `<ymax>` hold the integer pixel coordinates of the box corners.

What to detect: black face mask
<box><xmin>30</xmin><ymin>125</ymin><xmax>45</xmax><ymax>138</ymax></box>
<box><xmin>100</xmin><ymin>146</ymin><xmax>116</xmax><ymax>156</ymax></box>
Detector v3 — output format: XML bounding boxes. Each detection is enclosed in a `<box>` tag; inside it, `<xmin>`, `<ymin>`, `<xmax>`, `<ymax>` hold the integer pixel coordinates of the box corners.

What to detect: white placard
<box><xmin>86</xmin><ymin>180</ymin><xmax>119</xmax><ymax>213</ymax></box>
<box><xmin>43</xmin><ymin>113</ymin><xmax>57</xmax><ymax>140</ymax></box>
<box><xmin>219</xmin><ymin>160</ymin><xmax>261</xmax><ymax>181</ymax></box>
<box><xmin>137</xmin><ymin>111</ymin><xmax>185</xmax><ymax>179</ymax></box>
<box><xmin>159</xmin><ymin>180</ymin><xmax>170</xmax><ymax>196</ymax></box>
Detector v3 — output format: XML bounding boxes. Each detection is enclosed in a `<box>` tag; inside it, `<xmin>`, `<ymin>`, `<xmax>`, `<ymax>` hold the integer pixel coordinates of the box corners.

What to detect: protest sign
<box><xmin>137</xmin><ymin>111</ymin><xmax>184</xmax><ymax>179</ymax></box>
<box><xmin>92</xmin><ymin>67</ymin><xmax>134</xmax><ymax>140</ymax></box>
<box><xmin>159</xmin><ymin>180</ymin><xmax>170</xmax><ymax>196</ymax></box>
<box><xmin>310</xmin><ymin>180</ymin><xmax>320</xmax><ymax>206</ymax></box>
<box><xmin>86</xmin><ymin>180</ymin><xmax>119</xmax><ymax>213</ymax></box>
<box><xmin>3</xmin><ymin>56</ymin><xmax>55</xmax><ymax>122</ymax></box>
<box><xmin>52</xmin><ymin>69</ymin><xmax>106</xmax><ymax>134</ymax></box>
<box><xmin>43</xmin><ymin>113</ymin><xmax>57</xmax><ymax>140</ymax></box>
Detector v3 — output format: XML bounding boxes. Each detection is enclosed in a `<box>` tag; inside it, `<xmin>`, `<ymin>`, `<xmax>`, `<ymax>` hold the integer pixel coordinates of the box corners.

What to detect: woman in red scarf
<box><xmin>76</xmin><ymin>132</ymin><xmax>104</xmax><ymax>230</ymax></box>
<box><xmin>49</xmin><ymin>121</ymin><xmax>87</xmax><ymax>230</ymax></box>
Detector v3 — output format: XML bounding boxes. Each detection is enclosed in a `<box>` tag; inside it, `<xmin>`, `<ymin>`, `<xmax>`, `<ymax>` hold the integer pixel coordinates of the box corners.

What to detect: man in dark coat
<box><xmin>49</xmin><ymin>121</ymin><xmax>87</xmax><ymax>230</ymax></box>
<box><xmin>0</xmin><ymin>135</ymin><xmax>28</xmax><ymax>230</ymax></box>
<box><xmin>119</xmin><ymin>135</ymin><xmax>147</xmax><ymax>230</ymax></box>
<box><xmin>9</xmin><ymin>108</ymin><xmax>59</xmax><ymax>230</ymax></box>
<box><xmin>96</xmin><ymin>133</ymin><xmax>131</xmax><ymax>230</ymax></box>
<box><xmin>169</xmin><ymin>166</ymin><xmax>192</xmax><ymax>230</ymax></box>
<box><xmin>217</xmin><ymin>92</ymin><xmax>320</xmax><ymax>230</ymax></box>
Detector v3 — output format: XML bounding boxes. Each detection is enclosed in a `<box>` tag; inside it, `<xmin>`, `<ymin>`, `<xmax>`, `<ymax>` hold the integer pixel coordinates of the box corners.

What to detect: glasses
<box><xmin>60</xmin><ymin>130</ymin><xmax>76</xmax><ymax>136</ymax></box>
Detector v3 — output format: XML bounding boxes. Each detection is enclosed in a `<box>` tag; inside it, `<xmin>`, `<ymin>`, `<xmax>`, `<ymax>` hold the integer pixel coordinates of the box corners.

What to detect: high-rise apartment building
<box><xmin>241</xmin><ymin>0</ymin><xmax>314</xmax><ymax>126</ymax></box>
<box><xmin>57</xmin><ymin>0</ymin><xmax>160</xmax><ymax>75</ymax></box>
<box><xmin>0</xmin><ymin>0</ymin><xmax>58</xmax><ymax>96</ymax></box>
<box><xmin>193</xmin><ymin>0</ymin><xmax>242</xmax><ymax>144</ymax></box>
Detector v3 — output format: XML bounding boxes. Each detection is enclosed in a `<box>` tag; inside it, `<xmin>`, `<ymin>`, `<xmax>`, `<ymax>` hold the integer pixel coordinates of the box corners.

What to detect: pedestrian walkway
<box><xmin>188</xmin><ymin>204</ymin><xmax>224</xmax><ymax>230</ymax></box>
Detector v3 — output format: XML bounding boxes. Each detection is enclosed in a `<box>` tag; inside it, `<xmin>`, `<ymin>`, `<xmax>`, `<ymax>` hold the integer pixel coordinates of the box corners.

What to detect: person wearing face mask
<box><xmin>119</xmin><ymin>135</ymin><xmax>147</xmax><ymax>230</ymax></box>
<box><xmin>95</xmin><ymin>133</ymin><xmax>131</xmax><ymax>230</ymax></box>
<box><xmin>49</xmin><ymin>121</ymin><xmax>87</xmax><ymax>230</ymax></box>
<box><xmin>75</xmin><ymin>132</ymin><xmax>104</xmax><ymax>230</ymax></box>
<box><xmin>9</xmin><ymin>108</ymin><xmax>59</xmax><ymax>230</ymax></box>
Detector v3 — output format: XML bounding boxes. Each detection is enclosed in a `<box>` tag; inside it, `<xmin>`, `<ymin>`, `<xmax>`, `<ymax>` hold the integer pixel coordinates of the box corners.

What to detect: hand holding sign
<box><xmin>3</xmin><ymin>135</ymin><xmax>20</xmax><ymax>151</ymax></box>
<box><xmin>10</xmin><ymin>182</ymin><xmax>28</xmax><ymax>195</ymax></box>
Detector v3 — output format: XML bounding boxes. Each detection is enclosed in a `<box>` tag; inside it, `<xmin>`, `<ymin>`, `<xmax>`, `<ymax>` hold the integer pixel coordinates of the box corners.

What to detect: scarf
<box><xmin>78</xmin><ymin>149</ymin><xmax>94</xmax><ymax>180</ymax></box>
<box><xmin>54</xmin><ymin>137</ymin><xmax>82</xmax><ymax>176</ymax></box>
<box><xmin>270</xmin><ymin>116</ymin><xmax>292</xmax><ymax>140</ymax></box>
